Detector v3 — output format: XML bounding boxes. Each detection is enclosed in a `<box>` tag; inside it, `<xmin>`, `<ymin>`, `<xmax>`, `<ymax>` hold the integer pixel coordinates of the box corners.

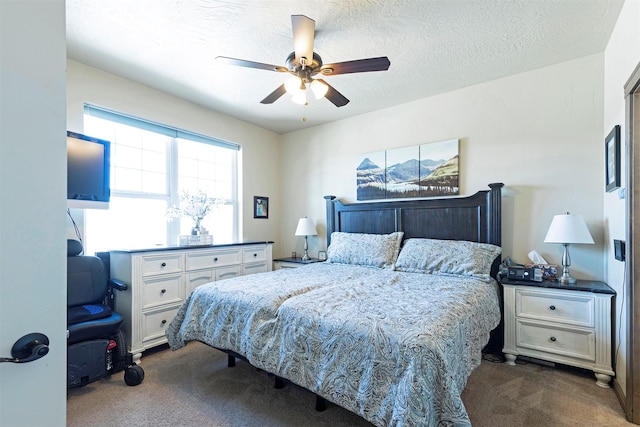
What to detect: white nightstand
<box><xmin>502</xmin><ymin>279</ymin><xmax>615</xmax><ymax>388</ymax></box>
<box><xmin>273</xmin><ymin>257</ymin><xmax>323</xmax><ymax>270</ymax></box>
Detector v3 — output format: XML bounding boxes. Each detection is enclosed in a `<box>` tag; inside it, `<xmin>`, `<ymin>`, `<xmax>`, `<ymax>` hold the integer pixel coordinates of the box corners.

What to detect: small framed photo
<box><xmin>318</xmin><ymin>250</ymin><xmax>327</xmax><ymax>261</ymax></box>
<box><xmin>253</xmin><ymin>196</ymin><xmax>269</xmax><ymax>219</ymax></box>
<box><xmin>605</xmin><ymin>125</ymin><xmax>621</xmax><ymax>193</ymax></box>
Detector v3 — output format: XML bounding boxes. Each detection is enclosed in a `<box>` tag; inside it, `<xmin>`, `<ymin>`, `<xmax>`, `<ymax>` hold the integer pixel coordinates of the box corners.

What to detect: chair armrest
<box><xmin>108</xmin><ymin>278</ymin><xmax>128</xmax><ymax>292</ymax></box>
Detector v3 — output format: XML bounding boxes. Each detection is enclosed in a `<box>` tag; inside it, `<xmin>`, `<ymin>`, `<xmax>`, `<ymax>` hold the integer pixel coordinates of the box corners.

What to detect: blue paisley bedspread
<box><xmin>166</xmin><ymin>263</ymin><xmax>500</xmax><ymax>427</ymax></box>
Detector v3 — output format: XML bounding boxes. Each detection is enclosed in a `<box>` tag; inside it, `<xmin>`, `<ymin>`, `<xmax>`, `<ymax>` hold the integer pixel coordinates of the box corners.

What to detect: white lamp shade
<box><xmin>544</xmin><ymin>213</ymin><xmax>594</xmax><ymax>244</ymax></box>
<box><xmin>295</xmin><ymin>217</ymin><xmax>317</xmax><ymax>236</ymax></box>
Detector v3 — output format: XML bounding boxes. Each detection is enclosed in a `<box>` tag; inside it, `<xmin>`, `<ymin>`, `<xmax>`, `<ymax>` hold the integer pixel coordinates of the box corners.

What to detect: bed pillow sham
<box><xmin>395</xmin><ymin>238</ymin><xmax>501</xmax><ymax>282</ymax></box>
<box><xmin>327</xmin><ymin>231</ymin><xmax>404</xmax><ymax>269</ymax></box>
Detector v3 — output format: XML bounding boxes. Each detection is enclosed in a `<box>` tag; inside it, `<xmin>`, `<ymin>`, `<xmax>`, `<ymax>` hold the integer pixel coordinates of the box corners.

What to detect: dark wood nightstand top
<box><xmin>274</xmin><ymin>257</ymin><xmax>324</xmax><ymax>264</ymax></box>
<box><xmin>500</xmin><ymin>278</ymin><xmax>615</xmax><ymax>295</ymax></box>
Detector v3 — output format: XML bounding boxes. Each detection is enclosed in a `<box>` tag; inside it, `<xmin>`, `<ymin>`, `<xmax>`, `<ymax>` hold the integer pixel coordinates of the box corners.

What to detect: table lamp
<box><xmin>295</xmin><ymin>217</ymin><xmax>317</xmax><ymax>262</ymax></box>
<box><xmin>544</xmin><ymin>212</ymin><xmax>594</xmax><ymax>284</ymax></box>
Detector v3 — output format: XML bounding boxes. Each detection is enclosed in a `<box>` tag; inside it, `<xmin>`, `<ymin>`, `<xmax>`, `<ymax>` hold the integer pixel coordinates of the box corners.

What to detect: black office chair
<box><xmin>67</xmin><ymin>239</ymin><xmax>144</xmax><ymax>387</ymax></box>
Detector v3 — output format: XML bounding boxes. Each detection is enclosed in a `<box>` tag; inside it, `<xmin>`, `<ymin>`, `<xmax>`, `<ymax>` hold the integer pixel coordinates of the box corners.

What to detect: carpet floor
<box><xmin>67</xmin><ymin>342</ymin><xmax>632</xmax><ymax>426</ymax></box>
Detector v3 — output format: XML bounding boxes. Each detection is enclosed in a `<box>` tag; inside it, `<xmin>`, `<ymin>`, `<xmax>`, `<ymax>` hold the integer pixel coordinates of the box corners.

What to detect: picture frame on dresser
<box><xmin>605</xmin><ymin>125</ymin><xmax>621</xmax><ymax>192</ymax></box>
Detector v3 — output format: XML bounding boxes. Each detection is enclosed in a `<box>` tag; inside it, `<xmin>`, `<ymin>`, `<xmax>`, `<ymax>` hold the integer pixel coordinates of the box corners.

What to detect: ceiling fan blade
<box><xmin>319</xmin><ymin>57</ymin><xmax>390</xmax><ymax>76</ymax></box>
<box><xmin>260</xmin><ymin>84</ymin><xmax>287</xmax><ymax>104</ymax></box>
<box><xmin>316</xmin><ymin>79</ymin><xmax>349</xmax><ymax>107</ymax></box>
<box><xmin>216</xmin><ymin>56</ymin><xmax>288</xmax><ymax>73</ymax></box>
<box><xmin>291</xmin><ymin>15</ymin><xmax>315</xmax><ymax>66</ymax></box>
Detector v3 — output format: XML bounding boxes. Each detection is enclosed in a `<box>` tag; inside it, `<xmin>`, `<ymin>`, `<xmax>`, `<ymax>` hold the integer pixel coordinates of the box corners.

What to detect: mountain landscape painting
<box><xmin>357</xmin><ymin>139</ymin><xmax>459</xmax><ymax>200</ymax></box>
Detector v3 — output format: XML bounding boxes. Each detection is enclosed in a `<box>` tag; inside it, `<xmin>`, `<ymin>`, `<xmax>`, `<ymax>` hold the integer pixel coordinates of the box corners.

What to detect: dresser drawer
<box><xmin>243</xmin><ymin>246</ymin><xmax>267</xmax><ymax>264</ymax></box>
<box><xmin>140</xmin><ymin>253</ymin><xmax>183</xmax><ymax>277</ymax></box>
<box><xmin>216</xmin><ymin>265</ymin><xmax>242</xmax><ymax>281</ymax></box>
<box><xmin>186</xmin><ymin>248</ymin><xmax>242</xmax><ymax>270</ymax></box>
<box><xmin>142</xmin><ymin>275</ymin><xmax>183</xmax><ymax>309</ymax></box>
<box><xmin>516</xmin><ymin>289</ymin><xmax>594</xmax><ymax>327</ymax></box>
<box><xmin>142</xmin><ymin>306</ymin><xmax>179</xmax><ymax>343</ymax></box>
<box><xmin>243</xmin><ymin>262</ymin><xmax>267</xmax><ymax>276</ymax></box>
<box><xmin>186</xmin><ymin>270</ymin><xmax>215</xmax><ymax>295</ymax></box>
<box><xmin>516</xmin><ymin>319</ymin><xmax>595</xmax><ymax>361</ymax></box>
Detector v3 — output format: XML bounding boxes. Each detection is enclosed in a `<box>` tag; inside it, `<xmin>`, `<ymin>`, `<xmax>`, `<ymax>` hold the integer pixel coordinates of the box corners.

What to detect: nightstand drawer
<box><xmin>516</xmin><ymin>289</ymin><xmax>594</xmax><ymax>327</ymax></box>
<box><xmin>517</xmin><ymin>319</ymin><xmax>595</xmax><ymax>361</ymax></box>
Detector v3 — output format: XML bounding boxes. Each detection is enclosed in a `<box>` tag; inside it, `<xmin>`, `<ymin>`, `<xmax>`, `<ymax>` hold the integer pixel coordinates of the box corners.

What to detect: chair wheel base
<box><xmin>124</xmin><ymin>365</ymin><xmax>144</xmax><ymax>386</ymax></box>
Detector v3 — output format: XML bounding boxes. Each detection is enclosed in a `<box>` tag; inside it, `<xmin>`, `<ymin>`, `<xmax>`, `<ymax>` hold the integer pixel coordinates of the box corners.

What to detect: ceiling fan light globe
<box><xmin>285</xmin><ymin>76</ymin><xmax>303</xmax><ymax>94</ymax></box>
<box><xmin>310</xmin><ymin>80</ymin><xmax>328</xmax><ymax>99</ymax></box>
<box><xmin>291</xmin><ymin>91</ymin><xmax>307</xmax><ymax>105</ymax></box>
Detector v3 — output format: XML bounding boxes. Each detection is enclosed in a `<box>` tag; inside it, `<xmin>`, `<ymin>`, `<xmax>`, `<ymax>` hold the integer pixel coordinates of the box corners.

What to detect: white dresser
<box><xmin>110</xmin><ymin>242</ymin><xmax>273</xmax><ymax>363</ymax></box>
<box><xmin>502</xmin><ymin>279</ymin><xmax>615</xmax><ymax>387</ymax></box>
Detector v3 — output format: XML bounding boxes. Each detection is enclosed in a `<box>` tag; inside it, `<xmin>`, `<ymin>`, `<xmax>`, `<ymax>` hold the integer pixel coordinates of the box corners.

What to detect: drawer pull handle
<box><xmin>214</xmin><ymin>257</ymin><xmax>219</xmax><ymax>262</ymax></box>
<box><xmin>161</xmin><ymin>289</ymin><xmax>166</xmax><ymax>294</ymax></box>
<box><xmin>549</xmin><ymin>305</ymin><xmax>556</xmax><ymax>311</ymax></box>
<box><xmin>253</xmin><ymin>253</ymin><xmax>257</xmax><ymax>257</ymax></box>
<box><xmin>550</xmin><ymin>336</ymin><xmax>557</xmax><ymax>342</ymax></box>
<box><xmin>161</xmin><ymin>262</ymin><xmax>167</xmax><ymax>267</ymax></box>
<box><xmin>161</xmin><ymin>320</ymin><xmax>167</xmax><ymax>325</ymax></box>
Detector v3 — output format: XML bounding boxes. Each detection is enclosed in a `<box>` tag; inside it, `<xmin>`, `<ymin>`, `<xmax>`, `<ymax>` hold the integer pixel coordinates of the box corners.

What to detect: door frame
<box><xmin>624</xmin><ymin>61</ymin><xmax>640</xmax><ymax>423</ymax></box>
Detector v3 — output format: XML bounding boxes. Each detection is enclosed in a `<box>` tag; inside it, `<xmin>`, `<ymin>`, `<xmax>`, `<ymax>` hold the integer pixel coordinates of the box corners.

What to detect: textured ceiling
<box><xmin>66</xmin><ymin>0</ymin><xmax>624</xmax><ymax>134</ymax></box>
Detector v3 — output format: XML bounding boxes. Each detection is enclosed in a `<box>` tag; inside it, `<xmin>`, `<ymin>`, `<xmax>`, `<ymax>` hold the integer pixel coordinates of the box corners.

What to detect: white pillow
<box><xmin>327</xmin><ymin>231</ymin><xmax>404</xmax><ymax>269</ymax></box>
<box><xmin>395</xmin><ymin>238</ymin><xmax>501</xmax><ymax>282</ymax></box>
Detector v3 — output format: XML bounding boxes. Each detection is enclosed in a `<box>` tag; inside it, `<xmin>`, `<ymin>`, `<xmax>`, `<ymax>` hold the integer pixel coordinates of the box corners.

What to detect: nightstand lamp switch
<box><xmin>295</xmin><ymin>217</ymin><xmax>317</xmax><ymax>262</ymax></box>
<box><xmin>544</xmin><ymin>212</ymin><xmax>594</xmax><ymax>284</ymax></box>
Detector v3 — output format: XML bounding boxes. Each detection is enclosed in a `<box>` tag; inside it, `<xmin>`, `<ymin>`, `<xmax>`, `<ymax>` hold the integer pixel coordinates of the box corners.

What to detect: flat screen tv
<box><xmin>67</xmin><ymin>131</ymin><xmax>111</xmax><ymax>209</ymax></box>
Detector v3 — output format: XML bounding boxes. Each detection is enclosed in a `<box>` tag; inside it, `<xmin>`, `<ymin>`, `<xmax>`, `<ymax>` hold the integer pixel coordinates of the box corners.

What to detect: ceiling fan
<box><xmin>216</xmin><ymin>15</ymin><xmax>390</xmax><ymax>107</ymax></box>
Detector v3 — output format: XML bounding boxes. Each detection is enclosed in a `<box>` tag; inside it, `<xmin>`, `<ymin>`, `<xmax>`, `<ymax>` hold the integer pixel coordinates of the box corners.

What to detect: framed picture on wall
<box><xmin>605</xmin><ymin>125</ymin><xmax>621</xmax><ymax>193</ymax></box>
<box><xmin>254</xmin><ymin>196</ymin><xmax>269</xmax><ymax>219</ymax></box>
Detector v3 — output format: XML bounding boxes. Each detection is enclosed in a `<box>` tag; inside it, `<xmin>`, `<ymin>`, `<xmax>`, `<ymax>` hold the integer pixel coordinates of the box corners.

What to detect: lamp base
<box><xmin>558</xmin><ymin>272</ymin><xmax>577</xmax><ymax>284</ymax></box>
<box><xmin>558</xmin><ymin>243</ymin><xmax>576</xmax><ymax>284</ymax></box>
<box><xmin>301</xmin><ymin>235</ymin><xmax>310</xmax><ymax>262</ymax></box>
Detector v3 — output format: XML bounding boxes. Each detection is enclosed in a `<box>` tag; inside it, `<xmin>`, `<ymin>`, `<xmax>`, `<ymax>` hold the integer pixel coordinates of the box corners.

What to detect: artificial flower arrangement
<box><xmin>166</xmin><ymin>189</ymin><xmax>223</xmax><ymax>235</ymax></box>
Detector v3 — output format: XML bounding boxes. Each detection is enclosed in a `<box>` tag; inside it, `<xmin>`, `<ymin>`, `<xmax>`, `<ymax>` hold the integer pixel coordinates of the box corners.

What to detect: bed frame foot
<box><xmin>227</xmin><ymin>355</ymin><xmax>235</xmax><ymax>367</ymax></box>
<box><xmin>315</xmin><ymin>395</ymin><xmax>327</xmax><ymax>412</ymax></box>
<box><xmin>274</xmin><ymin>376</ymin><xmax>284</xmax><ymax>389</ymax></box>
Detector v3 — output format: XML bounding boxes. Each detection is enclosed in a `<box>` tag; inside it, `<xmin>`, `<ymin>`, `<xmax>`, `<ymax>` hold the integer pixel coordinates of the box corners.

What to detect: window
<box><xmin>81</xmin><ymin>106</ymin><xmax>239</xmax><ymax>255</ymax></box>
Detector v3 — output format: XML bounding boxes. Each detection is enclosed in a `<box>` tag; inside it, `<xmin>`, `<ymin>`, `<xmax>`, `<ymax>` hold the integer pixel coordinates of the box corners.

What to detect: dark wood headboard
<box><xmin>325</xmin><ymin>183</ymin><xmax>503</xmax><ymax>245</ymax></box>
<box><xmin>325</xmin><ymin>183</ymin><xmax>504</xmax><ymax>274</ymax></box>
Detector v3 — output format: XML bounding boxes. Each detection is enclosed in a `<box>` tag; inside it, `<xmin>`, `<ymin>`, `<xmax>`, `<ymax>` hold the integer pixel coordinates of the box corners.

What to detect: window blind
<box><xmin>84</xmin><ymin>105</ymin><xmax>240</xmax><ymax>151</ymax></box>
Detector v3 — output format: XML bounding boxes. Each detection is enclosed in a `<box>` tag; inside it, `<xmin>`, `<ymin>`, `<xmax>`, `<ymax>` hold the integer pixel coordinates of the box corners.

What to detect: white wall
<box><xmin>66</xmin><ymin>60</ymin><xmax>283</xmax><ymax>251</ymax></box>
<box><xmin>603</xmin><ymin>0</ymin><xmax>640</xmax><ymax>399</ymax></box>
<box><xmin>0</xmin><ymin>1</ymin><xmax>67</xmax><ymax>425</ymax></box>
<box><xmin>280</xmin><ymin>55</ymin><xmax>605</xmax><ymax>281</ymax></box>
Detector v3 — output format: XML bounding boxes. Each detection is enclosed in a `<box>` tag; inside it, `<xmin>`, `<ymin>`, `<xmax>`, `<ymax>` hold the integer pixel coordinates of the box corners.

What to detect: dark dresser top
<box><xmin>110</xmin><ymin>240</ymin><xmax>274</xmax><ymax>254</ymax></box>
<box><xmin>500</xmin><ymin>278</ymin><xmax>615</xmax><ymax>295</ymax></box>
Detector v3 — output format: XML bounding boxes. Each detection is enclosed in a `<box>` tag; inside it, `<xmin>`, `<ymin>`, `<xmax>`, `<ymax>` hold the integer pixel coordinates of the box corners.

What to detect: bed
<box><xmin>167</xmin><ymin>183</ymin><xmax>504</xmax><ymax>427</ymax></box>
